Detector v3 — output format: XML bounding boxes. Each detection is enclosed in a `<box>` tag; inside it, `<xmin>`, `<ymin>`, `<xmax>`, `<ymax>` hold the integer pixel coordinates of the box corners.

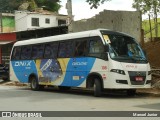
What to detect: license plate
<box><xmin>135</xmin><ymin>77</ymin><xmax>143</xmax><ymax>81</ymax></box>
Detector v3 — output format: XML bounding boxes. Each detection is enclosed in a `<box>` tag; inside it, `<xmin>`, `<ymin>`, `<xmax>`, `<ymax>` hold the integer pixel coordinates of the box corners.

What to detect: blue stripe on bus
<box><xmin>60</xmin><ymin>57</ymin><xmax>96</xmax><ymax>87</ymax></box>
<box><xmin>12</xmin><ymin>58</ymin><xmax>96</xmax><ymax>87</ymax></box>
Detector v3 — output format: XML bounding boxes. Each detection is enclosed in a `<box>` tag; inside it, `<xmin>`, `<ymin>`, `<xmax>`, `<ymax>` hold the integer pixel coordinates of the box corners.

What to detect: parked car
<box><xmin>0</xmin><ymin>64</ymin><xmax>9</xmax><ymax>81</ymax></box>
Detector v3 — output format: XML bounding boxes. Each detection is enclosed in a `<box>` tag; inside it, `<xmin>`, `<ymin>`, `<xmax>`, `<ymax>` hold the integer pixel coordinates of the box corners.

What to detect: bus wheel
<box><xmin>127</xmin><ymin>89</ymin><xmax>136</xmax><ymax>96</ymax></box>
<box><xmin>30</xmin><ymin>77</ymin><xmax>39</xmax><ymax>91</ymax></box>
<box><xmin>94</xmin><ymin>79</ymin><xmax>102</xmax><ymax>97</ymax></box>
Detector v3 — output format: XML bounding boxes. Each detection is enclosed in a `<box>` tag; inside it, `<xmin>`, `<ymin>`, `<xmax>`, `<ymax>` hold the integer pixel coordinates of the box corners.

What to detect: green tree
<box><xmin>35</xmin><ymin>0</ymin><xmax>61</xmax><ymax>12</ymax></box>
<box><xmin>86</xmin><ymin>0</ymin><xmax>111</xmax><ymax>9</ymax></box>
<box><xmin>132</xmin><ymin>0</ymin><xmax>160</xmax><ymax>37</ymax></box>
<box><xmin>0</xmin><ymin>0</ymin><xmax>22</xmax><ymax>12</ymax></box>
<box><xmin>0</xmin><ymin>0</ymin><xmax>61</xmax><ymax>12</ymax></box>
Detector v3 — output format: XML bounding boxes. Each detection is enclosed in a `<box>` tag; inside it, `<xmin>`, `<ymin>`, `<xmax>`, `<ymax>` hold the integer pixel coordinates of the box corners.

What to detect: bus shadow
<box><xmin>16</xmin><ymin>86</ymin><xmax>157</xmax><ymax>99</ymax></box>
<box><xmin>35</xmin><ymin>87</ymin><xmax>153</xmax><ymax>99</ymax></box>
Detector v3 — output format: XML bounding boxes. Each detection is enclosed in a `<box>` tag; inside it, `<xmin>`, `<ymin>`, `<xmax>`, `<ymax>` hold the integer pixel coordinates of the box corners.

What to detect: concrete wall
<box><xmin>72</xmin><ymin>10</ymin><xmax>141</xmax><ymax>42</ymax></box>
<box><xmin>15</xmin><ymin>11</ymin><xmax>28</xmax><ymax>31</ymax></box>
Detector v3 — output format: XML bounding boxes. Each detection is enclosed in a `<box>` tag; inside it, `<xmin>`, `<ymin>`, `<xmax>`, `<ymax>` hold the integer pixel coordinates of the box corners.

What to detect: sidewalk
<box><xmin>137</xmin><ymin>88</ymin><xmax>160</xmax><ymax>97</ymax></box>
<box><xmin>0</xmin><ymin>80</ymin><xmax>28</xmax><ymax>87</ymax></box>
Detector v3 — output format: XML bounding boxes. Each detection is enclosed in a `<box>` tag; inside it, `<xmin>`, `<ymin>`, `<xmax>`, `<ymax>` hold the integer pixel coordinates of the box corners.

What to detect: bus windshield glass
<box><xmin>103</xmin><ymin>34</ymin><xmax>147</xmax><ymax>63</ymax></box>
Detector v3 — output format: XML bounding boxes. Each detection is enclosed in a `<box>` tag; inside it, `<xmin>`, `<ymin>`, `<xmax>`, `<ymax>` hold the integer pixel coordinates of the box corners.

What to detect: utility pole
<box><xmin>66</xmin><ymin>0</ymin><xmax>73</xmax><ymax>33</ymax></box>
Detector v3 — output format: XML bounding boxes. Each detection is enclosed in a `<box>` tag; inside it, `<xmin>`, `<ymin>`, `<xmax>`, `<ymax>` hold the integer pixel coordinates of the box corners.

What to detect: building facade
<box><xmin>15</xmin><ymin>11</ymin><xmax>68</xmax><ymax>31</ymax></box>
<box><xmin>0</xmin><ymin>13</ymin><xmax>15</xmax><ymax>33</ymax></box>
<box><xmin>0</xmin><ymin>33</ymin><xmax>16</xmax><ymax>64</ymax></box>
<box><xmin>0</xmin><ymin>11</ymin><xmax>68</xmax><ymax>64</ymax></box>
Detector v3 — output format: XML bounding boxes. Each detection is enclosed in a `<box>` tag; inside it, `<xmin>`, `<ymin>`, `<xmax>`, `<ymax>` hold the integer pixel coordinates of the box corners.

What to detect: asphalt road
<box><xmin>0</xmin><ymin>80</ymin><xmax>160</xmax><ymax>120</ymax></box>
<box><xmin>0</xmin><ymin>83</ymin><xmax>160</xmax><ymax>111</ymax></box>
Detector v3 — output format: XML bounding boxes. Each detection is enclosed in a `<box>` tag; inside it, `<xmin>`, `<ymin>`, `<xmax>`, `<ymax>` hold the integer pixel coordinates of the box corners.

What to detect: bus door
<box><xmin>71</xmin><ymin>40</ymin><xmax>89</xmax><ymax>87</ymax></box>
<box><xmin>58</xmin><ymin>41</ymin><xmax>74</xmax><ymax>86</ymax></box>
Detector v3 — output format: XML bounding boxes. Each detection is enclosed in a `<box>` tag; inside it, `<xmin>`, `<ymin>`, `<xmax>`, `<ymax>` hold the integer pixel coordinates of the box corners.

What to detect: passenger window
<box><xmin>21</xmin><ymin>46</ymin><xmax>32</xmax><ymax>59</ymax></box>
<box><xmin>32</xmin><ymin>44</ymin><xmax>44</xmax><ymax>59</ymax></box>
<box><xmin>89</xmin><ymin>38</ymin><xmax>104</xmax><ymax>58</ymax></box>
<box><xmin>58</xmin><ymin>41</ymin><xmax>74</xmax><ymax>58</ymax></box>
<box><xmin>44</xmin><ymin>43</ymin><xmax>58</xmax><ymax>58</ymax></box>
<box><xmin>12</xmin><ymin>47</ymin><xmax>21</xmax><ymax>60</ymax></box>
<box><xmin>74</xmin><ymin>40</ymin><xmax>87</xmax><ymax>57</ymax></box>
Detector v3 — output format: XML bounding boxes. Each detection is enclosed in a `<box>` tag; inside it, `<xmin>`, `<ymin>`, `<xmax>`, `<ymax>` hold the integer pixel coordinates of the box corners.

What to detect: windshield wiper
<box><xmin>132</xmin><ymin>56</ymin><xmax>146</xmax><ymax>60</ymax></box>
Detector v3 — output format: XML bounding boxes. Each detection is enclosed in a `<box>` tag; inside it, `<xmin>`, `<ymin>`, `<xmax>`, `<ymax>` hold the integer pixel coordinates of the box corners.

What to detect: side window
<box><xmin>74</xmin><ymin>40</ymin><xmax>87</xmax><ymax>57</ymax></box>
<box><xmin>58</xmin><ymin>41</ymin><xmax>73</xmax><ymax>58</ymax></box>
<box><xmin>12</xmin><ymin>47</ymin><xmax>21</xmax><ymax>60</ymax></box>
<box><xmin>44</xmin><ymin>43</ymin><xmax>58</xmax><ymax>58</ymax></box>
<box><xmin>89</xmin><ymin>37</ymin><xmax>104</xmax><ymax>58</ymax></box>
<box><xmin>32</xmin><ymin>44</ymin><xmax>44</xmax><ymax>59</ymax></box>
<box><xmin>21</xmin><ymin>46</ymin><xmax>32</xmax><ymax>59</ymax></box>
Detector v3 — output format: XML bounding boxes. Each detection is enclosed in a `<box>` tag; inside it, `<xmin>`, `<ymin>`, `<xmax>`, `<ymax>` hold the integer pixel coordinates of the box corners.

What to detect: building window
<box><xmin>58</xmin><ymin>20</ymin><xmax>66</xmax><ymax>26</ymax></box>
<box><xmin>32</xmin><ymin>18</ymin><xmax>39</xmax><ymax>26</ymax></box>
<box><xmin>45</xmin><ymin>18</ymin><xmax>50</xmax><ymax>24</ymax></box>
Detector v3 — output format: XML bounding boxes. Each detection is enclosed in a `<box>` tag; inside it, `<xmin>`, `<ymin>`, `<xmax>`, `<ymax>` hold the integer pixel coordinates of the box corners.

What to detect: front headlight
<box><xmin>110</xmin><ymin>69</ymin><xmax>125</xmax><ymax>75</ymax></box>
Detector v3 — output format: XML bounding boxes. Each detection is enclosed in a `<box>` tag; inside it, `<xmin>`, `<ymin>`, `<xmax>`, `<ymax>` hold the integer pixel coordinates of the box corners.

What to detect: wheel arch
<box><xmin>86</xmin><ymin>72</ymin><xmax>104</xmax><ymax>89</ymax></box>
<box><xmin>28</xmin><ymin>73</ymin><xmax>38</xmax><ymax>83</ymax></box>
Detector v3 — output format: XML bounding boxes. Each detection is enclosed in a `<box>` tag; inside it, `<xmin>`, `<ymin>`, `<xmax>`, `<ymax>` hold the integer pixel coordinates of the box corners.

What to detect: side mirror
<box><xmin>105</xmin><ymin>53</ymin><xmax>108</xmax><ymax>60</ymax></box>
<box><xmin>103</xmin><ymin>45</ymin><xmax>109</xmax><ymax>60</ymax></box>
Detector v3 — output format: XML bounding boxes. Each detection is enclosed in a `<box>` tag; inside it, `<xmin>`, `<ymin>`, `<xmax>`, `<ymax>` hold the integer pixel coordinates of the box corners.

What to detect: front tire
<box><xmin>94</xmin><ymin>79</ymin><xmax>102</xmax><ymax>97</ymax></box>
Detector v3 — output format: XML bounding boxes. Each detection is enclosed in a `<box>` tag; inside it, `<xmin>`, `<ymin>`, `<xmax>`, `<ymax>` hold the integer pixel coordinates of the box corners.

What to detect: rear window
<box><xmin>11</xmin><ymin>47</ymin><xmax>21</xmax><ymax>60</ymax></box>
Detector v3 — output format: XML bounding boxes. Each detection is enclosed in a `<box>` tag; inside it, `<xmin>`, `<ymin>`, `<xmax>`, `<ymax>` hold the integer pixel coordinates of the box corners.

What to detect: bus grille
<box><xmin>128</xmin><ymin>71</ymin><xmax>146</xmax><ymax>85</ymax></box>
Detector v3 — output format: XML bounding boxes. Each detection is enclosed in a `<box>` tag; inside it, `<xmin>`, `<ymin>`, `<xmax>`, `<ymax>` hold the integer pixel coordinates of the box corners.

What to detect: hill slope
<box><xmin>144</xmin><ymin>40</ymin><xmax>160</xmax><ymax>67</ymax></box>
<box><xmin>142</xmin><ymin>18</ymin><xmax>160</xmax><ymax>38</ymax></box>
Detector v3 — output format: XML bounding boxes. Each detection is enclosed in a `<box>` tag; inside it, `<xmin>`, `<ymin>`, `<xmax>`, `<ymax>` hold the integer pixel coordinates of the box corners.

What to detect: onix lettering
<box><xmin>15</xmin><ymin>61</ymin><xmax>32</xmax><ymax>67</ymax></box>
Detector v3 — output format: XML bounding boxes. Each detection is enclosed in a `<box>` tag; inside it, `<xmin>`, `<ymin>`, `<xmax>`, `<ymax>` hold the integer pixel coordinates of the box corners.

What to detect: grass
<box><xmin>142</xmin><ymin>18</ymin><xmax>160</xmax><ymax>38</ymax></box>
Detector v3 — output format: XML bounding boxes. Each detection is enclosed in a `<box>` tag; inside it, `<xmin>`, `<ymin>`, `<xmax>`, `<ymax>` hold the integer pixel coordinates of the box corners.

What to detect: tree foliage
<box><xmin>0</xmin><ymin>0</ymin><xmax>61</xmax><ymax>12</ymax></box>
<box><xmin>132</xmin><ymin>0</ymin><xmax>160</xmax><ymax>14</ymax></box>
<box><xmin>132</xmin><ymin>0</ymin><xmax>160</xmax><ymax>37</ymax></box>
<box><xmin>35</xmin><ymin>0</ymin><xmax>61</xmax><ymax>12</ymax></box>
<box><xmin>86</xmin><ymin>0</ymin><xmax>111</xmax><ymax>9</ymax></box>
<box><xmin>0</xmin><ymin>0</ymin><xmax>21</xmax><ymax>12</ymax></box>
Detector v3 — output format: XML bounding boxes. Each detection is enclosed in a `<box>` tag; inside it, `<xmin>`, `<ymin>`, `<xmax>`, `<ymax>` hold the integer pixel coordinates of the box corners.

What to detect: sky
<box><xmin>59</xmin><ymin>0</ymin><xmax>136</xmax><ymax>21</ymax></box>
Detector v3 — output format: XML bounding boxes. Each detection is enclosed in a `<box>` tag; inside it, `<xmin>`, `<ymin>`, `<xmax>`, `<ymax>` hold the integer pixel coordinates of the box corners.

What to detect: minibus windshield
<box><xmin>103</xmin><ymin>34</ymin><xmax>148</xmax><ymax>63</ymax></box>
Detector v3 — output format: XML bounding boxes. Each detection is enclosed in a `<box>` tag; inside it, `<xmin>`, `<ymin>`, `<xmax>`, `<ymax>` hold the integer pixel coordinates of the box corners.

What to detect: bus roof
<box><xmin>13</xmin><ymin>29</ymin><xmax>132</xmax><ymax>46</ymax></box>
